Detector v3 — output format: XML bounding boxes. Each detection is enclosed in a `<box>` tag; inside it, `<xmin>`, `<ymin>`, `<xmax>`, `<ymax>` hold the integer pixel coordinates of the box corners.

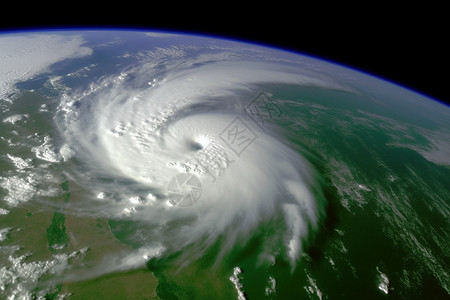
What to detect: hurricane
<box><xmin>54</xmin><ymin>56</ymin><xmax>335</xmax><ymax>276</ymax></box>
<box><xmin>2</xmin><ymin>31</ymin><xmax>450</xmax><ymax>299</ymax></box>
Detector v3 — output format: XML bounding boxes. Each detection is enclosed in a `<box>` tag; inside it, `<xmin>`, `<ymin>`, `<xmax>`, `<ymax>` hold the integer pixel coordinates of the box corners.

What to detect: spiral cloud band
<box><xmin>56</xmin><ymin>52</ymin><xmax>339</xmax><ymax>271</ymax></box>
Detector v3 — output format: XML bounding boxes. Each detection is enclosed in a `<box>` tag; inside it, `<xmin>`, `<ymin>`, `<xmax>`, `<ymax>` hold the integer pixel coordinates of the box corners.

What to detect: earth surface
<box><xmin>0</xmin><ymin>30</ymin><xmax>449</xmax><ymax>299</ymax></box>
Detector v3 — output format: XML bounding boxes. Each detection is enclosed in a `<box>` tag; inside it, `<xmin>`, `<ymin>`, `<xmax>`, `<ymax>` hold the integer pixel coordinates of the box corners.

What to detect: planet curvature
<box><xmin>0</xmin><ymin>29</ymin><xmax>449</xmax><ymax>299</ymax></box>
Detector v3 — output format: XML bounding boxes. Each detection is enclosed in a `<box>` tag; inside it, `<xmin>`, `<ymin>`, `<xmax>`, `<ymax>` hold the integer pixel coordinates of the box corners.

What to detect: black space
<box><xmin>1</xmin><ymin>7</ymin><xmax>448</xmax><ymax>106</ymax></box>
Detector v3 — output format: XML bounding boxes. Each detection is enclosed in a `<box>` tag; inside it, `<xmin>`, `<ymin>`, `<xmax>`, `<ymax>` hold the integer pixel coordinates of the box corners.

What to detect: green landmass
<box><xmin>65</xmin><ymin>269</ymin><xmax>159</xmax><ymax>300</ymax></box>
<box><xmin>46</xmin><ymin>211</ymin><xmax>69</xmax><ymax>251</ymax></box>
<box><xmin>46</xmin><ymin>180</ymin><xmax>71</xmax><ymax>251</ymax></box>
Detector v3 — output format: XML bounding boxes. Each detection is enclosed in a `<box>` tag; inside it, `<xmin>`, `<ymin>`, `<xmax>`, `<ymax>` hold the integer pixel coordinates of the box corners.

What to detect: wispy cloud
<box><xmin>57</xmin><ymin>50</ymin><xmax>331</xmax><ymax>272</ymax></box>
<box><xmin>0</xmin><ymin>34</ymin><xmax>92</xmax><ymax>99</ymax></box>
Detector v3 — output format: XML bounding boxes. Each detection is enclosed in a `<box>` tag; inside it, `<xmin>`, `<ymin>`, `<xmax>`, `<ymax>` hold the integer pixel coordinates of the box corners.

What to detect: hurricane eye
<box><xmin>189</xmin><ymin>141</ymin><xmax>203</xmax><ymax>151</ymax></box>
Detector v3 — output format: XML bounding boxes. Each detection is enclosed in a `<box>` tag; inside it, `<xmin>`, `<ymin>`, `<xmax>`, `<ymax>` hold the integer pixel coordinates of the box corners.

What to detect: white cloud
<box><xmin>0</xmin><ymin>33</ymin><xmax>92</xmax><ymax>99</ymax></box>
<box><xmin>145</xmin><ymin>32</ymin><xmax>180</xmax><ymax>38</ymax></box>
<box><xmin>56</xmin><ymin>52</ymin><xmax>330</xmax><ymax>272</ymax></box>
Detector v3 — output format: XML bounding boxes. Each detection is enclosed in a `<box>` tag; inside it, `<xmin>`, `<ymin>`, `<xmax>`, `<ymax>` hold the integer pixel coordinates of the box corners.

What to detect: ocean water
<box><xmin>1</xmin><ymin>32</ymin><xmax>449</xmax><ymax>299</ymax></box>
